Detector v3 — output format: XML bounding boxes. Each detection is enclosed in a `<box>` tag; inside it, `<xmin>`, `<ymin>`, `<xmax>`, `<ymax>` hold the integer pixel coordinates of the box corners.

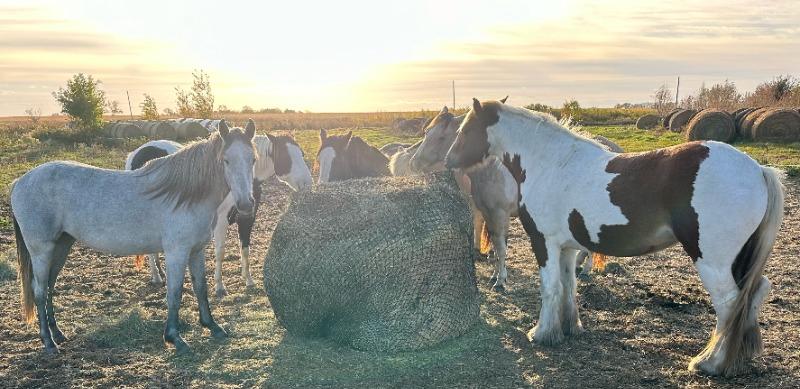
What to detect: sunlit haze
<box><xmin>1</xmin><ymin>0</ymin><xmax>798</xmax><ymax>115</ymax></box>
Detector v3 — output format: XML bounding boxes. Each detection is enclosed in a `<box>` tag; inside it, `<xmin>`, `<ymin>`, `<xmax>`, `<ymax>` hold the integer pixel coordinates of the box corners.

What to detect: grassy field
<box><xmin>2</xmin><ymin>121</ymin><xmax>800</xmax><ymax>387</ymax></box>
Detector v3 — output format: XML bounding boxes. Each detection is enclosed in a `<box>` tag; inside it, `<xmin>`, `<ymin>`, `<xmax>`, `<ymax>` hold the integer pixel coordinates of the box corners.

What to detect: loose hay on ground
<box><xmin>263</xmin><ymin>172</ymin><xmax>480</xmax><ymax>352</ymax></box>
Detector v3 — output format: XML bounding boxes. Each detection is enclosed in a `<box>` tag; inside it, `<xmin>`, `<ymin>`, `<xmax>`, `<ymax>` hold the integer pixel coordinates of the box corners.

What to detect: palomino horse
<box><xmin>445</xmin><ymin>99</ymin><xmax>784</xmax><ymax>376</ymax></box>
<box><xmin>126</xmin><ymin>132</ymin><xmax>311</xmax><ymax>296</ymax></box>
<box><xmin>316</xmin><ymin>129</ymin><xmax>390</xmax><ymax>183</ymax></box>
<box><xmin>411</xmin><ymin>104</ymin><xmax>619</xmax><ymax>289</ymax></box>
<box><xmin>388</xmin><ymin>139</ymin><xmax>422</xmax><ymax>176</ymax></box>
<box><xmin>11</xmin><ymin>120</ymin><xmax>257</xmax><ymax>353</ymax></box>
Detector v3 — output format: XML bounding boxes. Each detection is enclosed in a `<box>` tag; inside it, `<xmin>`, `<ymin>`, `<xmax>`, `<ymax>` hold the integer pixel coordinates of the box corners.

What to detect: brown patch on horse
<box><xmin>345</xmin><ymin>136</ymin><xmax>390</xmax><ymax>178</ymax></box>
<box><xmin>519</xmin><ymin>205</ymin><xmax>548</xmax><ymax>267</ymax></box>
<box><xmin>501</xmin><ymin>152</ymin><xmax>526</xmax><ymax>202</ymax></box>
<box><xmin>446</xmin><ymin>99</ymin><xmax>501</xmax><ymax>169</ymax></box>
<box><xmin>269</xmin><ymin>134</ymin><xmax>299</xmax><ymax>176</ymax></box>
<box><xmin>568</xmin><ymin>142</ymin><xmax>710</xmax><ymax>259</ymax></box>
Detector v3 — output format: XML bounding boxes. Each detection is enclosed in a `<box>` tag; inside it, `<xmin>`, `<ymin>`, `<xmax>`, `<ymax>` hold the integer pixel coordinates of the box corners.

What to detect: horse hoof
<box><xmin>527</xmin><ymin>325</ymin><xmax>564</xmax><ymax>347</ymax></box>
<box><xmin>211</xmin><ymin>326</ymin><xmax>229</xmax><ymax>339</ymax></box>
<box><xmin>52</xmin><ymin>331</ymin><xmax>68</xmax><ymax>345</ymax></box>
<box><xmin>492</xmin><ymin>284</ymin><xmax>506</xmax><ymax>293</ymax></box>
<box><xmin>44</xmin><ymin>345</ymin><xmax>60</xmax><ymax>355</ymax></box>
<box><xmin>215</xmin><ymin>287</ymin><xmax>228</xmax><ymax>298</ymax></box>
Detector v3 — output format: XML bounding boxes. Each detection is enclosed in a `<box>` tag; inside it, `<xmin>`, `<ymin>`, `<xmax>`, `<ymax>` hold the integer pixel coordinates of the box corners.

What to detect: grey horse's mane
<box><xmin>136</xmin><ymin>132</ymin><xmax>228</xmax><ymax>209</ymax></box>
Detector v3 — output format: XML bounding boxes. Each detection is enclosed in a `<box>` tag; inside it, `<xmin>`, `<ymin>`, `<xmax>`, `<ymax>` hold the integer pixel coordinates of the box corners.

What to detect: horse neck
<box><xmin>351</xmin><ymin>143</ymin><xmax>389</xmax><ymax>176</ymax></box>
<box><xmin>490</xmin><ymin>113</ymin><xmax>610</xmax><ymax>172</ymax></box>
<box><xmin>253</xmin><ymin>136</ymin><xmax>274</xmax><ymax>181</ymax></box>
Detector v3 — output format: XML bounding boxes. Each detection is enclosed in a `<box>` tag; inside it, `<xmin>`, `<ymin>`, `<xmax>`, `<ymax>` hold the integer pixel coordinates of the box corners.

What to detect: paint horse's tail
<box><xmin>10</xmin><ymin>180</ymin><xmax>35</xmax><ymax>324</ymax></box>
<box><xmin>479</xmin><ymin>220</ymin><xmax>492</xmax><ymax>255</ymax></box>
<box><xmin>691</xmin><ymin>166</ymin><xmax>785</xmax><ymax>376</ymax></box>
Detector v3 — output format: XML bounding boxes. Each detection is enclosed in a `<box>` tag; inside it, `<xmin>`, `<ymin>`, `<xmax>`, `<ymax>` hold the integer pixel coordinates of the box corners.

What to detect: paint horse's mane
<box><xmin>137</xmin><ymin>131</ymin><xmax>252</xmax><ymax>209</ymax></box>
<box><xmin>498</xmin><ymin>104</ymin><xmax>608</xmax><ymax>150</ymax></box>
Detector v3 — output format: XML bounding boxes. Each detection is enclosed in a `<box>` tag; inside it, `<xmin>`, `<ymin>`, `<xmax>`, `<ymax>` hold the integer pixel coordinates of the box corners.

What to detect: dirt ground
<box><xmin>1</xmin><ymin>176</ymin><xmax>799</xmax><ymax>388</ymax></box>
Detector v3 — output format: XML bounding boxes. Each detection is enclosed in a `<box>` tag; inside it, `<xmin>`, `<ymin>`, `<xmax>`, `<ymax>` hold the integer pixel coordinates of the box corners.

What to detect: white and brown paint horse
<box><xmin>126</xmin><ymin>130</ymin><xmax>311</xmax><ymax>296</ymax></box>
<box><xmin>11</xmin><ymin>120</ymin><xmax>257</xmax><ymax>353</ymax></box>
<box><xmin>411</xmin><ymin>104</ymin><xmax>618</xmax><ymax>289</ymax></box>
<box><xmin>316</xmin><ymin>129</ymin><xmax>391</xmax><ymax>183</ymax></box>
<box><xmin>445</xmin><ymin>98</ymin><xmax>784</xmax><ymax>376</ymax></box>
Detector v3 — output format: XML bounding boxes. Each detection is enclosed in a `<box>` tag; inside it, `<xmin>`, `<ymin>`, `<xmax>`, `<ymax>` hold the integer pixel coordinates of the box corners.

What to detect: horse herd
<box><xmin>9</xmin><ymin>98</ymin><xmax>785</xmax><ymax>378</ymax></box>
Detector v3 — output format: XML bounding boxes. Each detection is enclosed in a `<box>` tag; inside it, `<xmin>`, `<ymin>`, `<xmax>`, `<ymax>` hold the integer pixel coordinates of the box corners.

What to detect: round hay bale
<box><xmin>141</xmin><ymin>121</ymin><xmax>177</xmax><ymax>140</ymax></box>
<box><xmin>731</xmin><ymin>107</ymin><xmax>749</xmax><ymax>117</ymax></box>
<box><xmin>751</xmin><ymin>108</ymin><xmax>800</xmax><ymax>142</ymax></box>
<box><xmin>734</xmin><ymin>108</ymin><xmax>756</xmax><ymax>138</ymax></box>
<box><xmin>105</xmin><ymin>122</ymin><xmax>145</xmax><ymax>138</ymax></box>
<box><xmin>685</xmin><ymin>109</ymin><xmax>735</xmax><ymax>142</ymax></box>
<box><xmin>173</xmin><ymin>121</ymin><xmax>207</xmax><ymax>139</ymax></box>
<box><xmin>264</xmin><ymin>172</ymin><xmax>480</xmax><ymax>352</ymax></box>
<box><xmin>739</xmin><ymin>107</ymin><xmax>770</xmax><ymax>140</ymax></box>
<box><xmin>663</xmin><ymin>108</ymin><xmax>682</xmax><ymax>128</ymax></box>
<box><xmin>668</xmin><ymin>109</ymin><xmax>697</xmax><ymax>132</ymax></box>
<box><xmin>635</xmin><ymin>114</ymin><xmax>660</xmax><ymax>129</ymax></box>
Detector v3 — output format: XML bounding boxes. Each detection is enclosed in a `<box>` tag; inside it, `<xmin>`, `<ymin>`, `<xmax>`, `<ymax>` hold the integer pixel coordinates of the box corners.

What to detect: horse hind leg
<box><xmin>560</xmin><ymin>249</ymin><xmax>583</xmax><ymax>336</ymax></box>
<box><xmin>213</xmin><ymin>214</ymin><xmax>230</xmax><ymax>298</ymax></box>
<box><xmin>27</xmin><ymin>240</ymin><xmax>58</xmax><ymax>353</ymax></box>
<box><xmin>147</xmin><ymin>254</ymin><xmax>164</xmax><ymax>285</ymax></box>
<box><xmin>46</xmin><ymin>233</ymin><xmax>74</xmax><ymax>345</ymax></box>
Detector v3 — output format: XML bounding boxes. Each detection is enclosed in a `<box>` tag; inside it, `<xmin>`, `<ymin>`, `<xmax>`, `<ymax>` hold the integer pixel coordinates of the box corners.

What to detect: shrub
<box><xmin>52</xmin><ymin>73</ymin><xmax>106</xmax><ymax>130</ymax></box>
<box><xmin>140</xmin><ymin>94</ymin><xmax>159</xmax><ymax>120</ymax></box>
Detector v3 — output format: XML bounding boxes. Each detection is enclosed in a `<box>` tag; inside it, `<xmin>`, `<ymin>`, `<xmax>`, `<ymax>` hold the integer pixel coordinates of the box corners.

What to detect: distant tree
<box><xmin>241</xmin><ymin>105</ymin><xmax>254</xmax><ymax>114</ymax></box>
<box><xmin>163</xmin><ymin>107</ymin><xmax>176</xmax><ymax>116</ymax></box>
<box><xmin>105</xmin><ymin>100</ymin><xmax>123</xmax><ymax>116</ymax></box>
<box><xmin>52</xmin><ymin>73</ymin><xmax>106</xmax><ymax>129</ymax></box>
<box><xmin>216</xmin><ymin>104</ymin><xmax>233</xmax><ymax>114</ymax></box>
<box><xmin>258</xmin><ymin>107</ymin><xmax>282</xmax><ymax>113</ymax></box>
<box><xmin>746</xmin><ymin>75</ymin><xmax>798</xmax><ymax>107</ymax></box>
<box><xmin>190</xmin><ymin>69</ymin><xmax>214</xmax><ymax>118</ymax></box>
<box><xmin>25</xmin><ymin>108</ymin><xmax>42</xmax><ymax>125</ymax></box>
<box><xmin>284</xmin><ymin>108</ymin><xmax>296</xmax><ymax>114</ymax></box>
<box><xmin>652</xmin><ymin>84</ymin><xmax>674</xmax><ymax>116</ymax></box>
<box><xmin>140</xmin><ymin>94</ymin><xmax>159</xmax><ymax>120</ymax></box>
<box><xmin>524</xmin><ymin>103</ymin><xmax>552</xmax><ymax>112</ymax></box>
<box><xmin>175</xmin><ymin>86</ymin><xmax>193</xmax><ymax>117</ymax></box>
<box><xmin>703</xmin><ymin>80</ymin><xmax>741</xmax><ymax>111</ymax></box>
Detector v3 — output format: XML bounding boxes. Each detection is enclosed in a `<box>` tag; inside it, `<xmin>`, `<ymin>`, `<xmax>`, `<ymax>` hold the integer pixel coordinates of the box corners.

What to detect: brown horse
<box><xmin>317</xmin><ymin>129</ymin><xmax>390</xmax><ymax>183</ymax></box>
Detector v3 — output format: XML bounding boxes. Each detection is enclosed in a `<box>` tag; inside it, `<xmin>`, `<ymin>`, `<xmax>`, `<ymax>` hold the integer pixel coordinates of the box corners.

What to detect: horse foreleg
<box><xmin>212</xmin><ymin>216</ymin><xmax>229</xmax><ymax>298</ymax></box>
<box><xmin>147</xmin><ymin>254</ymin><xmax>164</xmax><ymax>285</ymax></box>
<box><xmin>528</xmin><ymin>241</ymin><xmax>565</xmax><ymax>347</ymax></box>
<box><xmin>188</xmin><ymin>249</ymin><xmax>227</xmax><ymax>339</ymax></box>
<box><xmin>560</xmin><ymin>249</ymin><xmax>583</xmax><ymax>336</ymax></box>
<box><xmin>163</xmin><ymin>250</ymin><xmax>190</xmax><ymax>353</ymax></box>
<box><xmin>577</xmin><ymin>251</ymin><xmax>592</xmax><ymax>280</ymax></box>
<box><xmin>236</xmin><ymin>183</ymin><xmax>260</xmax><ymax>288</ymax></box>
<box><xmin>488</xmin><ymin>210</ymin><xmax>510</xmax><ymax>292</ymax></box>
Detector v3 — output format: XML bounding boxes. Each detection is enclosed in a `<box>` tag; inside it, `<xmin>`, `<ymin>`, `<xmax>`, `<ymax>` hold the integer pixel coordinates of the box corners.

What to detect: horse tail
<box><xmin>700</xmin><ymin>166</ymin><xmax>784</xmax><ymax>376</ymax></box>
<box><xmin>11</xmin><ymin>205</ymin><xmax>35</xmax><ymax>324</ymax></box>
<box><xmin>134</xmin><ymin>255</ymin><xmax>145</xmax><ymax>270</ymax></box>
<box><xmin>479</xmin><ymin>220</ymin><xmax>492</xmax><ymax>255</ymax></box>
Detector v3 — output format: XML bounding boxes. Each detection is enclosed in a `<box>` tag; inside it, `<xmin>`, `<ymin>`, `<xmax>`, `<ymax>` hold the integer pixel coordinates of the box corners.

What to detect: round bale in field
<box><xmin>264</xmin><ymin>172</ymin><xmax>480</xmax><ymax>352</ymax></box>
<box><xmin>739</xmin><ymin>107</ymin><xmax>770</xmax><ymax>140</ymax></box>
<box><xmin>663</xmin><ymin>108</ymin><xmax>682</xmax><ymax>128</ymax></box>
<box><xmin>686</xmin><ymin>109</ymin><xmax>735</xmax><ymax>142</ymax></box>
<box><xmin>734</xmin><ymin>107</ymin><xmax>756</xmax><ymax>136</ymax></box>
<box><xmin>140</xmin><ymin>121</ymin><xmax>177</xmax><ymax>140</ymax></box>
<box><xmin>172</xmin><ymin>121</ymin><xmax>207</xmax><ymax>140</ymax></box>
<box><xmin>105</xmin><ymin>122</ymin><xmax>145</xmax><ymax>138</ymax></box>
<box><xmin>635</xmin><ymin>114</ymin><xmax>660</xmax><ymax>129</ymax></box>
<box><xmin>668</xmin><ymin>109</ymin><xmax>697</xmax><ymax>132</ymax></box>
<box><xmin>751</xmin><ymin>108</ymin><xmax>800</xmax><ymax>142</ymax></box>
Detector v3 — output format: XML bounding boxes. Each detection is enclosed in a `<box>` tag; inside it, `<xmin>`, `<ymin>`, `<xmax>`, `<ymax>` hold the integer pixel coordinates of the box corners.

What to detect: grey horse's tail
<box><xmin>9</xmin><ymin>180</ymin><xmax>34</xmax><ymax>323</ymax></box>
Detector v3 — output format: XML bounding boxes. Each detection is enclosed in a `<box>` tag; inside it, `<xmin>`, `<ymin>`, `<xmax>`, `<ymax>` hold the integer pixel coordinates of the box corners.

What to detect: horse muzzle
<box><xmin>236</xmin><ymin>197</ymin><xmax>255</xmax><ymax>215</ymax></box>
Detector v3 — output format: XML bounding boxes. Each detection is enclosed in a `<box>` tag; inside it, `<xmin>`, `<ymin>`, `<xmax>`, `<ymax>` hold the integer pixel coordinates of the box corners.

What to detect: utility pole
<box><xmin>126</xmin><ymin>90</ymin><xmax>134</xmax><ymax>120</ymax></box>
<box><xmin>452</xmin><ymin>80</ymin><xmax>455</xmax><ymax>110</ymax></box>
<box><xmin>675</xmin><ymin>76</ymin><xmax>680</xmax><ymax>107</ymax></box>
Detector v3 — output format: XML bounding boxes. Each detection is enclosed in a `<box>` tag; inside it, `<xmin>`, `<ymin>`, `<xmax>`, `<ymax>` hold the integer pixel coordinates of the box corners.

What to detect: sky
<box><xmin>0</xmin><ymin>0</ymin><xmax>798</xmax><ymax>116</ymax></box>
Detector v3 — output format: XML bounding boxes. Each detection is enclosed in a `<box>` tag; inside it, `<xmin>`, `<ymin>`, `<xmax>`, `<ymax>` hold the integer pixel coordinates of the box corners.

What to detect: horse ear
<box><xmin>441</xmin><ymin>106</ymin><xmax>448</xmax><ymax>114</ymax></box>
<box><xmin>319</xmin><ymin>129</ymin><xmax>327</xmax><ymax>141</ymax></box>
<box><xmin>499</xmin><ymin>95</ymin><xmax>509</xmax><ymax>104</ymax></box>
<box><xmin>345</xmin><ymin>130</ymin><xmax>352</xmax><ymax>141</ymax></box>
<box><xmin>245</xmin><ymin>119</ymin><xmax>256</xmax><ymax>140</ymax></box>
<box><xmin>472</xmin><ymin>98</ymin><xmax>482</xmax><ymax>115</ymax></box>
<box><xmin>266</xmin><ymin>133</ymin><xmax>276</xmax><ymax>143</ymax></box>
<box><xmin>218</xmin><ymin>120</ymin><xmax>230</xmax><ymax>139</ymax></box>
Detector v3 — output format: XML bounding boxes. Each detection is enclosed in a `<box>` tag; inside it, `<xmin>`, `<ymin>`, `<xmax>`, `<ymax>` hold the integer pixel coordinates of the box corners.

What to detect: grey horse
<box><xmin>10</xmin><ymin>120</ymin><xmax>256</xmax><ymax>353</ymax></box>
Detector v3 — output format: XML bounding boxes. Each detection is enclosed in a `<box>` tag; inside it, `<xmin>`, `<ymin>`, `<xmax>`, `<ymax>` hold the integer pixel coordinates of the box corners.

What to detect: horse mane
<box><xmin>136</xmin><ymin>132</ymin><xmax>230</xmax><ymax>209</ymax></box>
<box><xmin>498</xmin><ymin>105</ymin><xmax>607</xmax><ymax>150</ymax></box>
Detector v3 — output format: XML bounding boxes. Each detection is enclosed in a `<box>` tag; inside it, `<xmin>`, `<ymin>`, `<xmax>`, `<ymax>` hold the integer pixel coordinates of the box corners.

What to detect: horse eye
<box><xmin>224</xmin><ymin>159</ymin><xmax>230</xmax><ymax>165</ymax></box>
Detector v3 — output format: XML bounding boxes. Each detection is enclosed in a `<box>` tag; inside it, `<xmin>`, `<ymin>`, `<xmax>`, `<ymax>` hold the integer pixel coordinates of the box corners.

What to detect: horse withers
<box><xmin>445</xmin><ymin>98</ymin><xmax>784</xmax><ymax>376</ymax></box>
<box><xmin>316</xmin><ymin>129</ymin><xmax>390</xmax><ymax>183</ymax></box>
<box><xmin>11</xmin><ymin>120</ymin><xmax>257</xmax><ymax>353</ymax></box>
